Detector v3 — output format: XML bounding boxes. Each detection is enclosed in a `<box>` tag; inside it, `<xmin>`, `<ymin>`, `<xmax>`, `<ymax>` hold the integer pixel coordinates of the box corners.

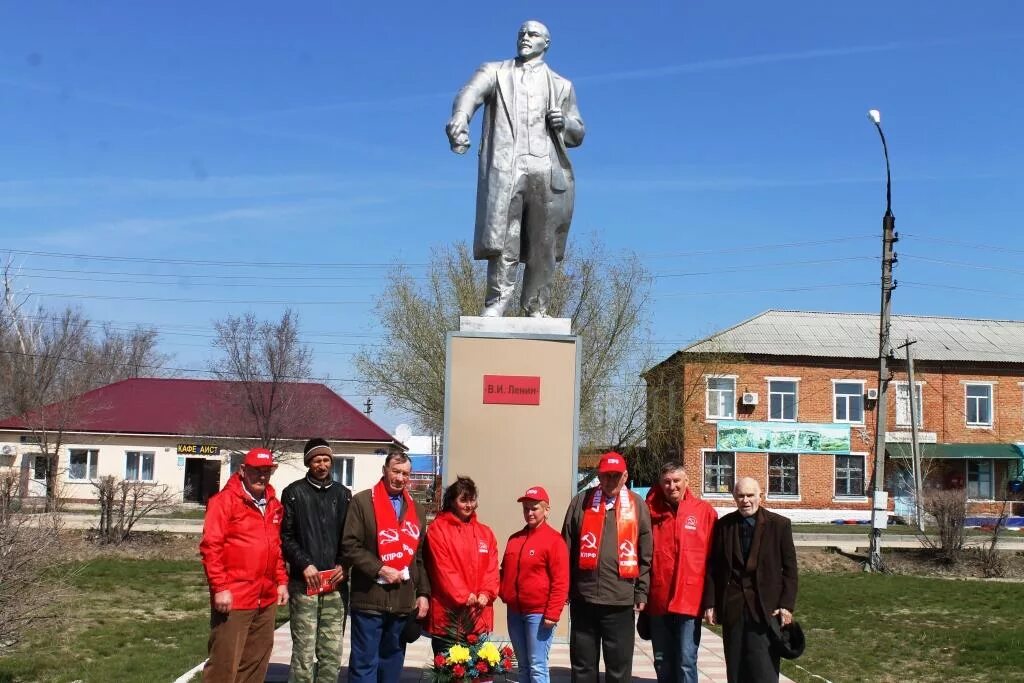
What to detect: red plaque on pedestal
<box><xmin>482</xmin><ymin>375</ymin><xmax>541</xmax><ymax>405</ymax></box>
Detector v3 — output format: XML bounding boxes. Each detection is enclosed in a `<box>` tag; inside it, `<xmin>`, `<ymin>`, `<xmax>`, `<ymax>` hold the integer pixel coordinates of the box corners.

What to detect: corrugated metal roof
<box><xmin>682</xmin><ymin>310</ymin><xmax>1024</xmax><ymax>363</ymax></box>
<box><xmin>0</xmin><ymin>378</ymin><xmax>398</xmax><ymax>443</ymax></box>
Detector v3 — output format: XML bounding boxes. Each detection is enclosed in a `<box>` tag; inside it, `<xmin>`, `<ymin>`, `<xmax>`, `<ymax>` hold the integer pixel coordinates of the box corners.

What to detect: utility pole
<box><xmin>897</xmin><ymin>338</ymin><xmax>925</xmax><ymax>531</ymax></box>
<box><xmin>363</xmin><ymin>397</ymin><xmax>373</xmax><ymax>415</ymax></box>
<box><xmin>868</xmin><ymin>110</ymin><xmax>897</xmax><ymax>571</ymax></box>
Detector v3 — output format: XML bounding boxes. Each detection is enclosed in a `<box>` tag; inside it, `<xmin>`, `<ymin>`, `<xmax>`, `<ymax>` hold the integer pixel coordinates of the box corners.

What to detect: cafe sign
<box><xmin>177</xmin><ymin>443</ymin><xmax>221</xmax><ymax>456</ymax></box>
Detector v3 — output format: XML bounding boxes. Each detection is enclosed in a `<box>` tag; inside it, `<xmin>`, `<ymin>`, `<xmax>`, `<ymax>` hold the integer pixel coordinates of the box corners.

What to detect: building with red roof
<box><xmin>0</xmin><ymin>378</ymin><xmax>403</xmax><ymax>503</ymax></box>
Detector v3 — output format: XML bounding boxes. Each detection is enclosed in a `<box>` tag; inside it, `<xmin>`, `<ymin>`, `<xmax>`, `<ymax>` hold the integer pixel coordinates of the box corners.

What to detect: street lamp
<box><xmin>868</xmin><ymin>108</ymin><xmax>898</xmax><ymax>571</ymax></box>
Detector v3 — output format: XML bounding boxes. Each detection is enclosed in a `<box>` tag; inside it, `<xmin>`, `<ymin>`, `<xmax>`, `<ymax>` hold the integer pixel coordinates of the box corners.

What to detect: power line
<box><xmin>22</xmin><ymin>291</ymin><xmax>374</xmax><ymax>305</ymax></box>
<box><xmin>640</xmin><ymin>234</ymin><xmax>876</xmax><ymax>259</ymax></box>
<box><xmin>656</xmin><ymin>282</ymin><xmax>875</xmax><ymax>298</ymax></box>
<box><xmin>0</xmin><ymin>247</ymin><xmax>428</xmax><ymax>269</ymax></box>
<box><xmin>653</xmin><ymin>256</ymin><xmax>877</xmax><ymax>279</ymax></box>
<box><xmin>2</xmin><ymin>235</ymin><xmax>877</xmax><ymax>271</ymax></box>
<box><xmin>901</xmin><ymin>253</ymin><xmax>1024</xmax><ymax>276</ymax></box>
<box><xmin>902</xmin><ymin>234</ymin><xmax>1024</xmax><ymax>255</ymax></box>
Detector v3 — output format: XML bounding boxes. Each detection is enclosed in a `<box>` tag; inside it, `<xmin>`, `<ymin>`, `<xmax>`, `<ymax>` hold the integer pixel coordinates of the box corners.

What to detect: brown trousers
<box><xmin>203</xmin><ymin>605</ymin><xmax>278</xmax><ymax>683</ymax></box>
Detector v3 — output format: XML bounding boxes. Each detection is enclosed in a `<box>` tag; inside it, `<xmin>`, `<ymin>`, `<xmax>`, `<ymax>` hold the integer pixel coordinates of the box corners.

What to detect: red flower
<box><xmin>501</xmin><ymin>645</ymin><xmax>514</xmax><ymax>657</ymax></box>
<box><xmin>467</xmin><ymin>633</ymin><xmax>479</xmax><ymax>644</ymax></box>
<box><xmin>476</xmin><ymin>660</ymin><xmax>490</xmax><ymax>672</ymax></box>
<box><xmin>502</xmin><ymin>658</ymin><xmax>512</xmax><ymax>670</ymax></box>
<box><xmin>452</xmin><ymin>664</ymin><xmax>466</xmax><ymax>678</ymax></box>
<box><xmin>433</xmin><ymin>654</ymin><xmax>447</xmax><ymax>667</ymax></box>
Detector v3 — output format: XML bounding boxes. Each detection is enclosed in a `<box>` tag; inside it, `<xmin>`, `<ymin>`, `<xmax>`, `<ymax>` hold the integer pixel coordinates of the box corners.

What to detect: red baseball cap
<box><xmin>517</xmin><ymin>485</ymin><xmax>550</xmax><ymax>504</ymax></box>
<box><xmin>597</xmin><ymin>451</ymin><xmax>627</xmax><ymax>474</ymax></box>
<box><xmin>243</xmin><ymin>448</ymin><xmax>275</xmax><ymax>467</ymax></box>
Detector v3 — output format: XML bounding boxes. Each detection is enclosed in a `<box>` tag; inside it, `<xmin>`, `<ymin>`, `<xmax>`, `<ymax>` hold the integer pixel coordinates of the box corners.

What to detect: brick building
<box><xmin>645</xmin><ymin>310</ymin><xmax>1024</xmax><ymax>520</ymax></box>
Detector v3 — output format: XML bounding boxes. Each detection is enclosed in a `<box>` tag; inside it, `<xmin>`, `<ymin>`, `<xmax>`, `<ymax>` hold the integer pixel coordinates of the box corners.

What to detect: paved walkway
<box><xmin>262</xmin><ymin>620</ymin><xmax>795</xmax><ymax>682</ymax></box>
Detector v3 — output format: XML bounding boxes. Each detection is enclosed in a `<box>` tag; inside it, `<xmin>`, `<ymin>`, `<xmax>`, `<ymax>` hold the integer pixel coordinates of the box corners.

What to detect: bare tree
<box><xmin>93</xmin><ymin>475</ymin><xmax>179</xmax><ymax>544</ymax></box>
<box><xmin>209</xmin><ymin>309</ymin><xmax>319</xmax><ymax>461</ymax></box>
<box><xmin>1</xmin><ymin>263</ymin><xmax>170</xmax><ymax>509</ymax></box>
<box><xmin>639</xmin><ymin>344</ymin><xmax>743</xmax><ymax>484</ymax></box>
<box><xmin>356</xmin><ymin>239</ymin><xmax>653</xmax><ymax>447</ymax></box>
<box><xmin>0</xmin><ymin>469</ymin><xmax>70</xmax><ymax>650</ymax></box>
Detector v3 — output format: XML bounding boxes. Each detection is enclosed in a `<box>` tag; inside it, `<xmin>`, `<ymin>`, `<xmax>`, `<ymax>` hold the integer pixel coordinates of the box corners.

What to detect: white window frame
<box><xmin>964</xmin><ymin>382</ymin><xmax>994</xmax><ymax>428</ymax></box>
<box><xmin>832</xmin><ymin>379</ymin><xmax>866</xmax><ymax>424</ymax></box>
<box><xmin>67</xmin><ymin>448</ymin><xmax>99</xmax><ymax>482</ymax></box>
<box><xmin>966</xmin><ymin>459</ymin><xmax>994</xmax><ymax>500</ymax></box>
<box><xmin>332</xmin><ymin>456</ymin><xmax>355</xmax><ymax>488</ymax></box>
<box><xmin>767</xmin><ymin>452</ymin><xmax>800</xmax><ymax>499</ymax></box>
<box><xmin>833</xmin><ymin>452</ymin><xmax>867</xmax><ymax>499</ymax></box>
<box><xmin>701</xmin><ymin>449</ymin><xmax>735</xmax><ymax>497</ymax></box>
<box><xmin>125</xmin><ymin>451</ymin><xmax>156</xmax><ymax>482</ymax></box>
<box><xmin>893</xmin><ymin>381</ymin><xmax>924</xmax><ymax>428</ymax></box>
<box><xmin>705</xmin><ymin>375</ymin><xmax>737</xmax><ymax>421</ymax></box>
<box><xmin>767</xmin><ymin>377</ymin><xmax>800</xmax><ymax>422</ymax></box>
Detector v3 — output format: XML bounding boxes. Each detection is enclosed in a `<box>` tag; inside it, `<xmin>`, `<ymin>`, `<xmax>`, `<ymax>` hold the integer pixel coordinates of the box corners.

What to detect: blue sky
<box><xmin>1</xmin><ymin>2</ymin><xmax>1022</xmax><ymax>432</ymax></box>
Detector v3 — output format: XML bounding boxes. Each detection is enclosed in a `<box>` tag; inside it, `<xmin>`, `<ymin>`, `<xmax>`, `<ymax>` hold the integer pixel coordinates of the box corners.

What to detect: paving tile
<box><xmin>264</xmin><ymin>622</ymin><xmax>794</xmax><ymax>682</ymax></box>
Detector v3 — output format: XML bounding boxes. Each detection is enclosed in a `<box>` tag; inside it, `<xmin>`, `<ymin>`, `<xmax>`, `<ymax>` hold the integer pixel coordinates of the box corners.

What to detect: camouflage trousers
<box><xmin>289</xmin><ymin>590</ymin><xmax>346</xmax><ymax>683</ymax></box>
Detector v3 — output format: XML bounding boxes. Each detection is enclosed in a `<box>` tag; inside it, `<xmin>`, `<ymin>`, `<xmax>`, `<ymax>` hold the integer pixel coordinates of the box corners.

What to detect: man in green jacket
<box><xmin>341</xmin><ymin>452</ymin><xmax>430</xmax><ymax>682</ymax></box>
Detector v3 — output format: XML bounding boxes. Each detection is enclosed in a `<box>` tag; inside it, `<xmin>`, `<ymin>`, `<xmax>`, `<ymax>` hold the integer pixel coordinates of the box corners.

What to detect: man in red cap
<box><xmin>562</xmin><ymin>452</ymin><xmax>652</xmax><ymax>682</ymax></box>
<box><xmin>500</xmin><ymin>485</ymin><xmax>569</xmax><ymax>682</ymax></box>
<box><xmin>199</xmin><ymin>447</ymin><xmax>289</xmax><ymax>683</ymax></box>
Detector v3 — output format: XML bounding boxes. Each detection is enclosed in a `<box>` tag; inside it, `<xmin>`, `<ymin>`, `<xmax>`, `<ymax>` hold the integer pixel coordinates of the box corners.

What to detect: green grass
<box><xmin>781</xmin><ymin>573</ymin><xmax>1024</xmax><ymax>683</ymax></box>
<box><xmin>793</xmin><ymin>523</ymin><xmax>1007</xmax><ymax>536</ymax></box>
<box><xmin>0</xmin><ymin>559</ymin><xmax>212</xmax><ymax>683</ymax></box>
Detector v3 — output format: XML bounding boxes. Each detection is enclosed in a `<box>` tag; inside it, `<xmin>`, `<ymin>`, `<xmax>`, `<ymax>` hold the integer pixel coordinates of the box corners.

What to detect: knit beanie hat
<box><xmin>303</xmin><ymin>437</ymin><xmax>333</xmax><ymax>466</ymax></box>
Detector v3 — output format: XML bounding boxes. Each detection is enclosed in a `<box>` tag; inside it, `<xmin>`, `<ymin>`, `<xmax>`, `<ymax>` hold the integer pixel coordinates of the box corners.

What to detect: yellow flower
<box><xmin>447</xmin><ymin>644</ymin><xmax>471</xmax><ymax>663</ymax></box>
<box><xmin>477</xmin><ymin>641</ymin><xmax>501</xmax><ymax>666</ymax></box>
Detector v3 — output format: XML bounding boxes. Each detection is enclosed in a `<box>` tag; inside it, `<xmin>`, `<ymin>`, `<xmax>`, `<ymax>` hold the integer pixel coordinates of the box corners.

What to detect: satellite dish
<box><xmin>395</xmin><ymin>423</ymin><xmax>413</xmax><ymax>444</ymax></box>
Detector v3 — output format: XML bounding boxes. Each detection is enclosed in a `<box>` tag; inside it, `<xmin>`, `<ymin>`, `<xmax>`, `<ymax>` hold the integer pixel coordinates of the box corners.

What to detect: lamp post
<box><xmin>868</xmin><ymin>109</ymin><xmax>898</xmax><ymax>571</ymax></box>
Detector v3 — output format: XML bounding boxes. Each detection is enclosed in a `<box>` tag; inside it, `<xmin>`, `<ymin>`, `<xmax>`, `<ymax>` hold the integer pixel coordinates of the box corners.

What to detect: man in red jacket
<box><xmin>644</xmin><ymin>461</ymin><xmax>716</xmax><ymax>683</ymax></box>
<box><xmin>199</xmin><ymin>447</ymin><xmax>289</xmax><ymax>683</ymax></box>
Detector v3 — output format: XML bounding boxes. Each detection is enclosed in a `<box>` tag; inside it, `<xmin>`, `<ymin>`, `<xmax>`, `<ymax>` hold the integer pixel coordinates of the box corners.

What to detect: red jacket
<box><xmin>499</xmin><ymin>521</ymin><xmax>569</xmax><ymax>623</ymax></box>
<box><xmin>199</xmin><ymin>473</ymin><xmax>288</xmax><ymax>610</ymax></box>
<box><xmin>645</xmin><ymin>486</ymin><xmax>717</xmax><ymax>617</ymax></box>
<box><xmin>425</xmin><ymin>511</ymin><xmax>500</xmax><ymax>636</ymax></box>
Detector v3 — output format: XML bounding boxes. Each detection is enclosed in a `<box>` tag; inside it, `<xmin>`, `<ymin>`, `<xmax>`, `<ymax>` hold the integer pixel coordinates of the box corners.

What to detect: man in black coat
<box><xmin>703</xmin><ymin>477</ymin><xmax>798</xmax><ymax>683</ymax></box>
<box><xmin>280</xmin><ymin>437</ymin><xmax>352</xmax><ymax>683</ymax></box>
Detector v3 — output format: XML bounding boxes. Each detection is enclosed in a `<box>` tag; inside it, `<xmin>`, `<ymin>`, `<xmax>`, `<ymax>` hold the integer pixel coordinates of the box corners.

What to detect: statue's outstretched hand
<box><xmin>446</xmin><ymin>114</ymin><xmax>471</xmax><ymax>154</ymax></box>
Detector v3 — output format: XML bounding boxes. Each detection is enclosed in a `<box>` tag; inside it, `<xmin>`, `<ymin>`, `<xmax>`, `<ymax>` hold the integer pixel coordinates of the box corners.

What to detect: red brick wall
<box><xmin>663</xmin><ymin>356</ymin><xmax>1024</xmax><ymax>513</ymax></box>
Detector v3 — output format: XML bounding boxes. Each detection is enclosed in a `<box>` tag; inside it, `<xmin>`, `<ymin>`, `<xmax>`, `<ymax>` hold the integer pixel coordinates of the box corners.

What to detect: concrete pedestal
<box><xmin>442</xmin><ymin>317</ymin><xmax>580</xmax><ymax>639</ymax></box>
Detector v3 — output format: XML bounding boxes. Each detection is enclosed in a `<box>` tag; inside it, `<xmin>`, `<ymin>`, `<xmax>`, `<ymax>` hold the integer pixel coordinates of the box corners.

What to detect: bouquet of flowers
<box><xmin>427</xmin><ymin>608</ymin><xmax>516</xmax><ymax>682</ymax></box>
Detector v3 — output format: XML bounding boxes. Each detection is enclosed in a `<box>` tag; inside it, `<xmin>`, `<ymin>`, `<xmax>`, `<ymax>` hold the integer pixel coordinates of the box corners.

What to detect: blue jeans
<box><xmin>348</xmin><ymin>610</ymin><xmax>408</xmax><ymax>682</ymax></box>
<box><xmin>507</xmin><ymin>611</ymin><xmax>555</xmax><ymax>683</ymax></box>
<box><xmin>649</xmin><ymin>613</ymin><xmax>702</xmax><ymax>683</ymax></box>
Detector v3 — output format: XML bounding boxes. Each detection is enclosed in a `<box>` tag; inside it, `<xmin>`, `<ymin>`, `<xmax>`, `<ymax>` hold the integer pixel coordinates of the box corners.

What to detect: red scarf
<box><xmin>578</xmin><ymin>486</ymin><xmax>639</xmax><ymax>579</ymax></box>
<box><xmin>372</xmin><ymin>479</ymin><xmax>421</xmax><ymax>576</ymax></box>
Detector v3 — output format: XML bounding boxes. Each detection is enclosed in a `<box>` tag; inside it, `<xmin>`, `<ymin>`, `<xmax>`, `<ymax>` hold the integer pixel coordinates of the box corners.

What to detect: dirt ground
<box><xmin>61</xmin><ymin>529</ymin><xmax>202</xmax><ymax>562</ymax></box>
<box><xmin>797</xmin><ymin>545</ymin><xmax>1024</xmax><ymax>579</ymax></box>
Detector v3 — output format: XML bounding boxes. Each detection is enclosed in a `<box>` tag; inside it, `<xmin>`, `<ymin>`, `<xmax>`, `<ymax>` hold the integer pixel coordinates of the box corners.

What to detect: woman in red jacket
<box><xmin>499</xmin><ymin>485</ymin><xmax>569</xmax><ymax>683</ymax></box>
<box><xmin>424</xmin><ymin>476</ymin><xmax>500</xmax><ymax>655</ymax></box>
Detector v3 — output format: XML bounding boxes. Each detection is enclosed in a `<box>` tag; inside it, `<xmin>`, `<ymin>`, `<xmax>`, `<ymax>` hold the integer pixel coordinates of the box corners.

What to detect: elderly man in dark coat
<box><xmin>703</xmin><ymin>477</ymin><xmax>798</xmax><ymax>683</ymax></box>
<box><xmin>446</xmin><ymin>20</ymin><xmax>585</xmax><ymax>318</ymax></box>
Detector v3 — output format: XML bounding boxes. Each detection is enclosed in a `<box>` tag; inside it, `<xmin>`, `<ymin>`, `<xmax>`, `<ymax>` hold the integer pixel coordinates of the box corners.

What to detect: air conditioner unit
<box><xmin>741</xmin><ymin>392</ymin><xmax>759</xmax><ymax>406</ymax></box>
<box><xmin>866</xmin><ymin>388</ymin><xmax>879</xmax><ymax>401</ymax></box>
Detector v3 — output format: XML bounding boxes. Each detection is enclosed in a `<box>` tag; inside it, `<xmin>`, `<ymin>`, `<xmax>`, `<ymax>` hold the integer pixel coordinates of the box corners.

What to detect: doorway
<box><xmin>183</xmin><ymin>458</ymin><xmax>221</xmax><ymax>504</ymax></box>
